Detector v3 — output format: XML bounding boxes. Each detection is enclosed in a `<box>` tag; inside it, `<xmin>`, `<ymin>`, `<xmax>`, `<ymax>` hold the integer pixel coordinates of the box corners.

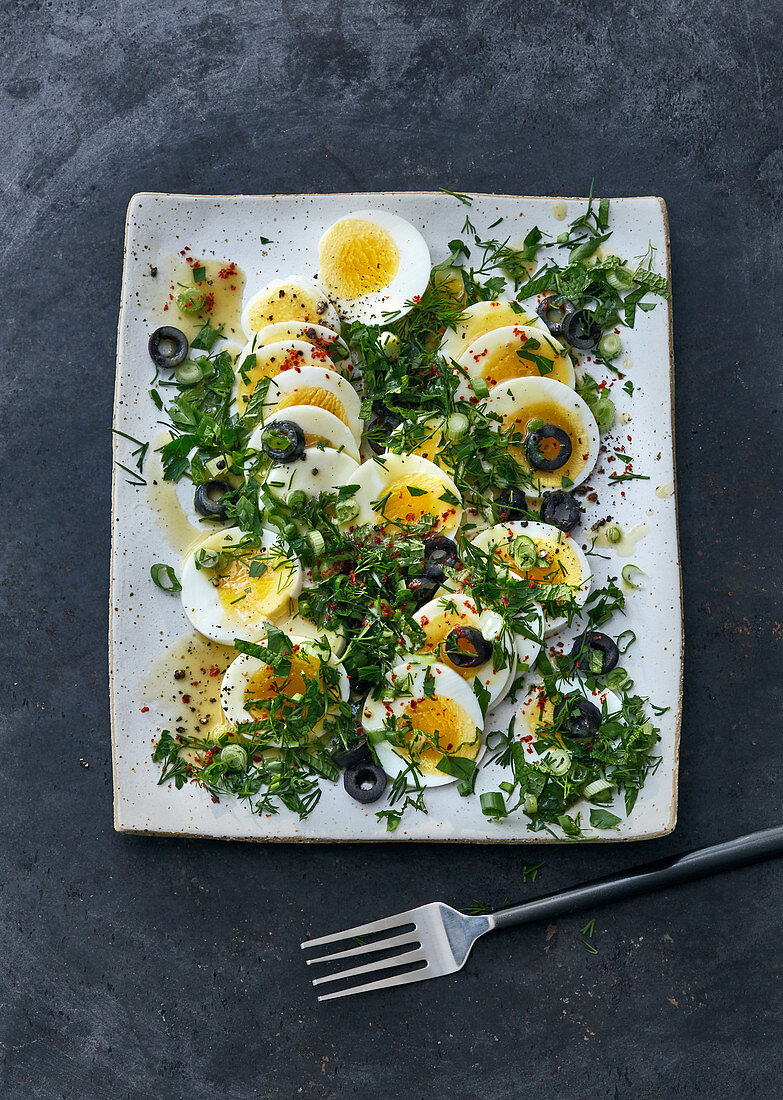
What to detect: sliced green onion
<box><xmin>583</xmin><ymin>778</ymin><xmax>614</xmax><ymax>799</ymax></box>
<box><xmin>593</xmin><ymin>396</ymin><xmax>616</xmax><ymax>434</ymax></box>
<box><xmin>174</xmin><ymin>360</ymin><xmax>204</xmax><ymax>386</ymax></box>
<box><xmin>150</xmin><ymin>563</ymin><xmax>181</xmax><ymax>593</ymax></box>
<box><xmin>306</xmin><ymin>529</ymin><xmax>326</xmax><ymax>556</ymax></box>
<box><xmin>616</xmin><ymin>629</ymin><xmax>636</xmax><ymax>654</ymax></box>
<box><xmin>480</xmin><ymin>791</ymin><xmax>507</xmax><ymax>818</ymax></box>
<box><xmin>204</xmin><ymin>456</ymin><xmax>228</xmax><ymax>478</ymax></box>
<box><xmin>219</xmin><ymin>744</ymin><xmax>247</xmax><ymax>771</ymax></box>
<box><xmin>622</xmin><ymin>563</ymin><xmax>645</xmax><ymax>589</ymax></box>
<box><xmin>470</xmin><ymin>376</ymin><xmax>489</xmax><ymax>399</ymax></box>
<box><xmin>523</xmin><ymin>793</ymin><xmax>538</xmax><ymax>815</ymax></box>
<box><xmin>282</xmin><ymin>522</ymin><xmax>299</xmax><ymax>542</ymax></box>
<box><xmin>606</xmin><ymin>524</ymin><xmax>622</xmax><ymax>544</ymax></box>
<box><xmin>175</xmin><ymin>287</ymin><xmax>207</xmax><ymax>314</ymax></box>
<box><xmin>194</xmin><ymin>547</ymin><xmax>221</xmax><ymax>571</ymax></box>
<box><xmin>606</xmin><ymin>267</ymin><xmax>636</xmax><ymax>291</ymax></box>
<box><xmin>511</xmin><ymin>534</ymin><xmax>537</xmax><ymax>570</ymax></box>
<box><xmin>334</xmin><ymin>499</ymin><xmax>359</xmax><ymax>523</ymax></box>
<box><xmin>541</xmin><ymin>747</ymin><xmax>571</xmax><ymax>775</ymax></box>
<box><xmin>604</xmin><ymin>667</ymin><xmax>632</xmax><ymax>692</ymax></box>
<box><xmin>288</xmin><ymin>490</ymin><xmax>309</xmax><ymax>509</ymax></box>
<box><xmin>378</xmin><ymin>331</ymin><xmax>401</xmax><ymax>360</ymax></box>
<box><xmin>444</xmin><ymin>411</ymin><xmax>469</xmax><ymax>442</ymax></box>
<box><xmin>597</xmin><ymin>332</ymin><xmax>622</xmax><ymax>360</ymax></box>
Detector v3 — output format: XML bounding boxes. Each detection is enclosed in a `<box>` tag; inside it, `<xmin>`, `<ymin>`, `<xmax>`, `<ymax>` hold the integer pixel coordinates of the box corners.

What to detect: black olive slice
<box><xmin>444</xmin><ymin>626</ymin><xmax>493</xmax><ymax>669</ymax></box>
<box><xmin>540</xmin><ymin>490</ymin><xmax>581</xmax><ymax>532</ymax></box>
<box><xmin>332</xmin><ymin>737</ymin><xmax>373</xmax><ymax>770</ymax></box>
<box><xmin>194</xmin><ymin>480</ymin><xmax>232</xmax><ymax>519</ymax></box>
<box><xmin>148</xmin><ymin>326</ymin><xmax>189</xmax><ymax>369</ymax></box>
<box><xmin>367</xmin><ymin>403</ymin><xmax>402</xmax><ymax>456</ymax></box>
<box><xmin>570</xmin><ymin>631</ymin><xmax>619</xmax><ymax>674</ymax></box>
<box><xmin>407</xmin><ymin>573</ymin><xmax>440</xmax><ymax>608</ymax></box>
<box><xmin>424</xmin><ymin>536</ymin><xmax>458</xmax><ymax>572</ymax></box>
<box><xmin>524</xmin><ymin>424</ymin><xmax>573</xmax><ymax>471</ymax></box>
<box><xmin>259</xmin><ymin>420</ymin><xmax>306</xmax><ymax>463</ymax></box>
<box><xmin>536</xmin><ymin>295</ymin><xmax>576</xmax><ymax>337</ymax></box>
<box><xmin>562</xmin><ymin>308</ymin><xmax>601</xmax><ymax>351</ymax></box>
<box><xmin>497</xmin><ymin>487</ymin><xmax>528</xmax><ymax>522</ymax></box>
<box><xmin>553</xmin><ymin>693</ymin><xmax>603</xmax><ymax>739</ymax></box>
<box><xmin>344</xmin><ymin>762</ymin><xmax>387</xmax><ymax>804</ymax></box>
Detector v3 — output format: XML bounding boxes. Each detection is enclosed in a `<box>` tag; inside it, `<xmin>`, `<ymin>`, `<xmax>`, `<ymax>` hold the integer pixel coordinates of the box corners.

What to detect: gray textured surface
<box><xmin>2</xmin><ymin>1</ymin><xmax>782</xmax><ymax>1097</ymax></box>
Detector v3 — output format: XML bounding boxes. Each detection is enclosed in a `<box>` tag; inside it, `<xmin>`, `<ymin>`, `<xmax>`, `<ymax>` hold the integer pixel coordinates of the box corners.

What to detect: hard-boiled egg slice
<box><xmin>515</xmin><ymin>677</ymin><xmax>622</xmax><ymax>768</ymax></box>
<box><xmin>470</xmin><ymin>520</ymin><xmax>591</xmax><ymax>635</ymax></box>
<box><xmin>439</xmin><ymin>300</ymin><xmax>539</xmax><ymax>363</ymax></box>
<box><xmin>487</xmin><ymin>376</ymin><xmax>600</xmax><ymax>493</ymax></box>
<box><xmin>263</xmin><ymin>447</ymin><xmax>360</xmax><ymax>504</ymax></box>
<box><xmin>455</xmin><ymin>325</ymin><xmax>574</xmax><ymax>402</ymax></box>
<box><xmin>413</xmin><ymin>593</ymin><xmax>516</xmax><ymax>707</ymax></box>
<box><xmin>249</xmin><ymin>406</ymin><xmax>360</xmax><ymax>463</ymax></box>
<box><xmin>250</xmin><ymin>320</ymin><xmax>350</xmax><ymax>364</ymax></box>
<box><xmin>318</xmin><ymin>210</ymin><xmax>430</xmax><ymax>324</ymax></box>
<box><xmin>387</xmin><ymin>417</ymin><xmax>452</xmax><ymax>470</ymax></box>
<box><xmin>233</xmin><ymin>340</ymin><xmax>338</xmax><ymax>414</ymax></box>
<box><xmin>362</xmin><ymin>661</ymin><xmax>485</xmax><ymax>786</ymax></box>
<box><xmin>260</xmin><ymin>364</ymin><xmax>363</xmax><ymax>442</ymax></box>
<box><xmin>347</xmin><ymin>452</ymin><xmax>462</xmax><ymax>537</ymax></box>
<box><xmin>241</xmin><ymin>275</ymin><xmax>340</xmax><ymax>337</ymax></box>
<box><xmin>220</xmin><ymin>636</ymin><xmax>349</xmax><ymax>739</ymax></box>
<box><xmin>181</xmin><ymin>527</ymin><xmax>302</xmax><ymax>645</ymax></box>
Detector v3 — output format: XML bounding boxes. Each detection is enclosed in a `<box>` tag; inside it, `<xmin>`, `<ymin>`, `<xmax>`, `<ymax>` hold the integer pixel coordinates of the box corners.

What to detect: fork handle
<box><xmin>489</xmin><ymin>824</ymin><xmax>783</xmax><ymax>931</ymax></box>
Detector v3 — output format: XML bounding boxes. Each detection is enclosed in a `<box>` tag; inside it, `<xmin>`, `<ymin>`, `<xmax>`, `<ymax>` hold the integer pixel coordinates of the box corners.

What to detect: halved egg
<box><xmin>180</xmin><ymin>527</ymin><xmax>303</xmax><ymax>645</ymax></box>
<box><xmin>250</xmin><ymin>321</ymin><xmax>350</xmax><ymax>364</ymax></box>
<box><xmin>318</xmin><ymin>210</ymin><xmax>430</xmax><ymax>323</ymax></box>
<box><xmin>263</xmin><ymin>447</ymin><xmax>360</xmax><ymax>504</ymax></box>
<box><xmin>233</xmin><ymin>340</ymin><xmax>339</xmax><ymax>415</ymax></box>
<box><xmin>515</xmin><ymin>677</ymin><xmax>622</xmax><ymax>768</ymax></box>
<box><xmin>249</xmin><ymin>406</ymin><xmax>361</xmax><ymax>463</ymax></box>
<box><xmin>259</xmin><ymin>364</ymin><xmax>363</xmax><ymax>442</ymax></box>
<box><xmin>241</xmin><ymin>275</ymin><xmax>340</xmax><ymax>337</ymax></box>
<box><xmin>362</xmin><ymin>661</ymin><xmax>485</xmax><ymax>786</ymax></box>
<box><xmin>438</xmin><ymin>300</ymin><xmax>539</xmax><ymax>363</ymax></box>
<box><xmin>220</xmin><ymin>636</ymin><xmax>349</xmax><ymax>739</ymax></box>
<box><xmin>347</xmin><ymin>453</ymin><xmax>462</xmax><ymax>537</ymax></box>
<box><xmin>487</xmin><ymin>376</ymin><xmax>600</xmax><ymax>493</ymax></box>
<box><xmin>470</xmin><ymin>521</ymin><xmax>591</xmax><ymax>635</ymax></box>
<box><xmin>455</xmin><ymin>325</ymin><xmax>574</xmax><ymax>401</ymax></box>
<box><xmin>413</xmin><ymin>593</ymin><xmax>517</xmax><ymax>707</ymax></box>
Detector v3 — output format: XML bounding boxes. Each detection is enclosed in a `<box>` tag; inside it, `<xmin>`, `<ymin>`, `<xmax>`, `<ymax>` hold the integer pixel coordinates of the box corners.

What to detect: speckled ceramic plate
<box><xmin>111</xmin><ymin>192</ymin><xmax>682</xmax><ymax>843</ymax></box>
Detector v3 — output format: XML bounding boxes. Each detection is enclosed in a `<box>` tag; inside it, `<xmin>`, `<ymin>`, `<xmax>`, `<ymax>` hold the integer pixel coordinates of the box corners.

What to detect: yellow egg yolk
<box><xmin>319</xmin><ymin>218</ymin><xmax>400</xmax><ymax>298</ymax></box>
<box><xmin>376</xmin><ymin>473</ymin><xmax>457</xmax><ymax>533</ymax></box>
<box><xmin>276</xmin><ymin>387</ymin><xmax>349</xmax><ymax>425</ymax></box>
<box><xmin>496</xmin><ymin>535</ymin><xmax>582</xmax><ymax>588</ymax></box>
<box><xmin>471</xmin><ymin>330</ymin><xmax>571</xmax><ymax>387</ymax></box>
<box><xmin>245</xmin><ymin>284</ymin><xmax>333</xmax><ymax>332</ymax></box>
<box><xmin>504</xmin><ymin>399</ymin><xmax>590</xmax><ymax>488</ymax></box>
<box><xmin>454</xmin><ymin>301</ymin><xmax>536</xmax><ymax>353</ymax></box>
<box><xmin>242</xmin><ymin>652</ymin><xmax>322</xmax><ymax>723</ymax></box>
<box><xmin>397</xmin><ymin>695</ymin><xmax>480</xmax><ymax>774</ymax></box>
<box><xmin>215</xmin><ymin>551</ymin><xmax>297</xmax><ymax>625</ymax></box>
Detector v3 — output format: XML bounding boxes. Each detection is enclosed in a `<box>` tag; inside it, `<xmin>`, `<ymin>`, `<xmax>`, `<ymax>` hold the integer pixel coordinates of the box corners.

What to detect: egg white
<box><xmin>362</xmin><ymin>661</ymin><xmax>485</xmax><ymax>787</ymax></box>
<box><xmin>438</xmin><ymin>300</ymin><xmax>540</xmax><ymax>363</ymax></box>
<box><xmin>249</xmin><ymin>405</ymin><xmax>361</xmax><ymax>463</ymax></box>
<box><xmin>241</xmin><ymin>275</ymin><xmax>340</xmax><ymax>338</ymax></box>
<box><xmin>413</xmin><ymin>593</ymin><xmax>516</xmax><ymax>708</ymax></box>
<box><xmin>233</xmin><ymin>339</ymin><xmax>342</xmax><ymax>415</ymax></box>
<box><xmin>470</xmin><ymin>520</ymin><xmax>591</xmax><ymax>635</ymax></box>
<box><xmin>317</xmin><ymin>210</ymin><xmax>431</xmax><ymax>324</ymax></box>
<box><xmin>262</xmin><ymin>447</ymin><xmax>360</xmax><ymax>505</ymax></box>
<box><xmin>180</xmin><ymin>527</ymin><xmax>303</xmax><ymax>645</ymax></box>
<box><xmin>250</xmin><ymin>320</ymin><xmax>350</xmax><ymax>363</ymax></box>
<box><xmin>487</xmin><ymin>376</ymin><xmax>600</xmax><ymax>493</ymax></box>
<box><xmin>346</xmin><ymin>452</ymin><xmax>462</xmax><ymax>537</ymax></box>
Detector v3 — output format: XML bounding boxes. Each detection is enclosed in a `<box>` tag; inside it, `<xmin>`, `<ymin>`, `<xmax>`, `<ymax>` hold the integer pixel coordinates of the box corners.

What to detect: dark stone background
<box><xmin>2</xmin><ymin>1</ymin><xmax>782</xmax><ymax>1097</ymax></box>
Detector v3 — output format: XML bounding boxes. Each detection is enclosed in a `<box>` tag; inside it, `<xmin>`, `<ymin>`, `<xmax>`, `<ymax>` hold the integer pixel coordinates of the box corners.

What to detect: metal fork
<box><xmin>302</xmin><ymin>824</ymin><xmax>783</xmax><ymax>1001</ymax></box>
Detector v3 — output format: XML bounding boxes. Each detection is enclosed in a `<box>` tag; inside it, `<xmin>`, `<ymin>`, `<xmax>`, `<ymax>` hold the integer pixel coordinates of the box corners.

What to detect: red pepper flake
<box><xmin>140</xmin><ymin>706</ymin><xmax>149</xmax><ymax>713</ymax></box>
<box><xmin>218</xmin><ymin>263</ymin><xmax>237</xmax><ymax>279</ymax></box>
<box><xmin>181</xmin><ymin>694</ymin><xmax>190</xmax><ymax>704</ymax></box>
<box><xmin>209</xmin><ymin>665</ymin><xmax>220</xmax><ymax>677</ymax></box>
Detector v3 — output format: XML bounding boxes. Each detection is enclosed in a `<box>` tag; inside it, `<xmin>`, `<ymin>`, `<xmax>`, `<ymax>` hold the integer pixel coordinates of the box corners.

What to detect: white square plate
<box><xmin>111</xmin><ymin>191</ymin><xmax>682</xmax><ymax>842</ymax></box>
